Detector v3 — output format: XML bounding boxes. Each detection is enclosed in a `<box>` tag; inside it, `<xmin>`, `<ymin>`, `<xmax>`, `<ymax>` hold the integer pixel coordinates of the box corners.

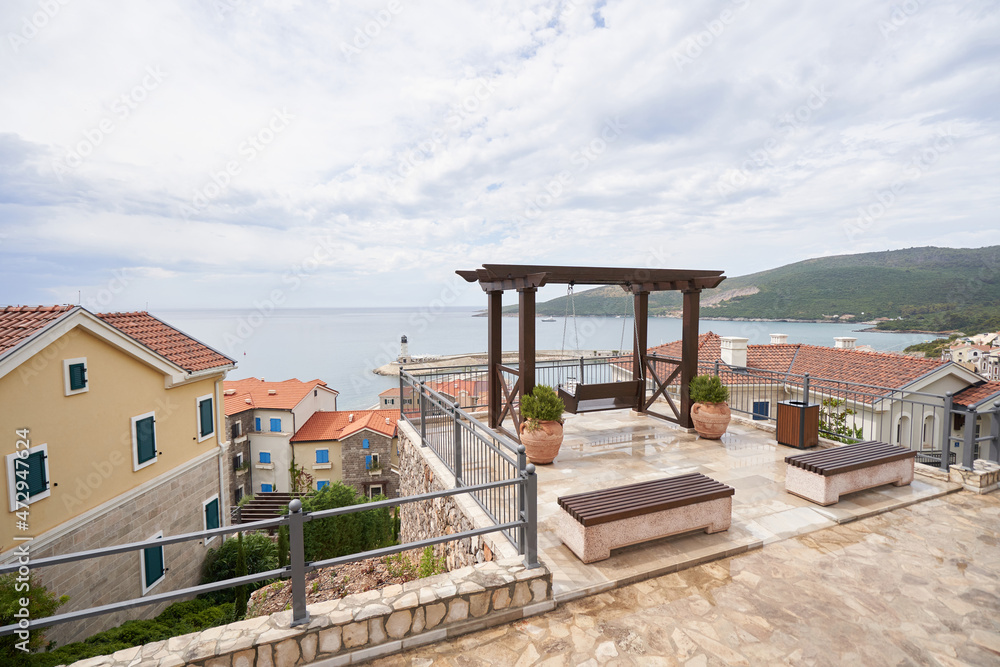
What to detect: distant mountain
<box><xmin>511</xmin><ymin>246</ymin><xmax>1000</xmax><ymax>334</ymax></box>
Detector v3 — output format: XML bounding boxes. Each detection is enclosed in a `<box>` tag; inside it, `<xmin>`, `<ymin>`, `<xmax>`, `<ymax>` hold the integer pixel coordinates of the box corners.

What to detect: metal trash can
<box><xmin>776</xmin><ymin>400</ymin><xmax>819</xmax><ymax>449</ymax></box>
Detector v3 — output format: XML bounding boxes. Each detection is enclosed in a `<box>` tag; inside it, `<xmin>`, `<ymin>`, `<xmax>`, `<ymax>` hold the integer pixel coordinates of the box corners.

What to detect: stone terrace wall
<box><xmin>66</xmin><ymin>557</ymin><xmax>552</xmax><ymax>667</ymax></box>
<box><xmin>397</xmin><ymin>420</ymin><xmax>519</xmax><ymax>571</ymax></box>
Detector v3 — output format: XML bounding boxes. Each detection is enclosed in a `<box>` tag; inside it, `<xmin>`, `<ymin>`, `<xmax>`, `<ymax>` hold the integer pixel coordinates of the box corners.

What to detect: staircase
<box><xmin>231</xmin><ymin>492</ymin><xmax>308</xmax><ymax>524</ymax></box>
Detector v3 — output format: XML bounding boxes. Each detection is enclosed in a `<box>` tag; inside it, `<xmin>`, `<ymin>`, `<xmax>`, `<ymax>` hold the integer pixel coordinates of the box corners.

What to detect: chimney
<box><xmin>385</xmin><ymin>417</ymin><xmax>390</xmax><ymax>424</ymax></box>
<box><xmin>720</xmin><ymin>336</ymin><xmax>749</xmax><ymax>367</ymax></box>
<box><xmin>224</xmin><ymin>389</ymin><xmax>236</xmax><ymax>396</ymax></box>
<box><xmin>349</xmin><ymin>413</ymin><xmax>354</xmax><ymax>422</ymax></box>
<box><xmin>834</xmin><ymin>337</ymin><xmax>857</xmax><ymax>349</ymax></box>
<box><xmin>268</xmin><ymin>389</ymin><xmax>277</xmax><ymax>395</ymax></box>
<box><xmin>770</xmin><ymin>333</ymin><xmax>788</xmax><ymax>345</ymax></box>
<box><xmin>244</xmin><ymin>398</ymin><xmax>252</xmax><ymax>404</ymax></box>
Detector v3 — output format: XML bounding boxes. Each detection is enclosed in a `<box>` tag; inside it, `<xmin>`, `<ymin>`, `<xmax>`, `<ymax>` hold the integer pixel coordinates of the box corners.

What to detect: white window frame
<box><xmin>369</xmin><ymin>484</ymin><xmax>383</xmax><ymax>498</ymax></box>
<box><xmin>6</xmin><ymin>443</ymin><xmax>50</xmax><ymax>512</ymax></box>
<box><xmin>371</xmin><ymin>452</ymin><xmax>381</xmax><ymax>468</ymax></box>
<box><xmin>202</xmin><ymin>494</ymin><xmax>220</xmax><ymax>544</ymax></box>
<box><xmin>139</xmin><ymin>531</ymin><xmax>165</xmax><ymax>595</ymax></box>
<box><xmin>132</xmin><ymin>411</ymin><xmax>158</xmax><ymax>472</ymax></box>
<box><xmin>234</xmin><ymin>451</ymin><xmax>244</xmax><ymax>468</ymax></box>
<box><xmin>63</xmin><ymin>357</ymin><xmax>89</xmax><ymax>396</ymax></box>
<box><xmin>196</xmin><ymin>394</ymin><xmax>215</xmax><ymax>443</ymax></box>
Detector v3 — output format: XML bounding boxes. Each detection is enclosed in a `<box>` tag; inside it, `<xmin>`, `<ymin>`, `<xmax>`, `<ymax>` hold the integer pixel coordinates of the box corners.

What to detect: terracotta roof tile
<box><xmin>953</xmin><ymin>382</ymin><xmax>1000</xmax><ymax>408</ymax></box>
<box><xmin>0</xmin><ymin>305</ymin><xmax>75</xmax><ymax>356</ymax></box>
<box><xmin>290</xmin><ymin>410</ymin><xmax>398</xmax><ymax>442</ymax></box>
<box><xmin>97</xmin><ymin>311</ymin><xmax>234</xmax><ymax>373</ymax></box>
<box><xmin>223</xmin><ymin>377</ymin><xmax>335</xmax><ymax>415</ymax></box>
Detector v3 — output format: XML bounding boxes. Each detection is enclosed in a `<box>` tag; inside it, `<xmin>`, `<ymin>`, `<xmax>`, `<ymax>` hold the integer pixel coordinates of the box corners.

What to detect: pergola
<box><xmin>456</xmin><ymin>264</ymin><xmax>726</xmax><ymax>438</ymax></box>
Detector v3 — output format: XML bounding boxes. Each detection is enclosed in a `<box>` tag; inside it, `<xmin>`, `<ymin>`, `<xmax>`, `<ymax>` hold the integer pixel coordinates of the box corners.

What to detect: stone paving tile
<box><xmin>370</xmin><ymin>491</ymin><xmax>1000</xmax><ymax>666</ymax></box>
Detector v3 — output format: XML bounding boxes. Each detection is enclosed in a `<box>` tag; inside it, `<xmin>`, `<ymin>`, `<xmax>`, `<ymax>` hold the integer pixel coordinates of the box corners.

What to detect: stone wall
<box><xmin>950</xmin><ymin>460</ymin><xmax>1000</xmax><ymax>494</ymax></box>
<box><xmin>20</xmin><ymin>452</ymin><xmax>223</xmax><ymax>646</ymax></box>
<box><xmin>226</xmin><ymin>410</ymin><xmax>255</xmax><ymax>505</ymax></box>
<box><xmin>64</xmin><ymin>557</ymin><xmax>552</xmax><ymax>667</ymax></box>
<box><xmin>397</xmin><ymin>420</ymin><xmax>519</xmax><ymax>572</ymax></box>
<box><xmin>341</xmin><ymin>430</ymin><xmax>398</xmax><ymax>498</ymax></box>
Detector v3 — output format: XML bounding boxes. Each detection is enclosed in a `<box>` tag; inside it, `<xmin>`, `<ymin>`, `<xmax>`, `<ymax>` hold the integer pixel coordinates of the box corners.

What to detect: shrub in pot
<box><xmin>689</xmin><ymin>374</ymin><xmax>731</xmax><ymax>439</ymax></box>
<box><xmin>519</xmin><ymin>385</ymin><xmax>566</xmax><ymax>464</ymax></box>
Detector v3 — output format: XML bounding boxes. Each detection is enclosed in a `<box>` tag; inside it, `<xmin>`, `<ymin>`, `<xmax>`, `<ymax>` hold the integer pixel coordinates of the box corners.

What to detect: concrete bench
<box><xmin>555</xmin><ymin>473</ymin><xmax>735</xmax><ymax>563</ymax></box>
<box><xmin>785</xmin><ymin>440</ymin><xmax>916</xmax><ymax>506</ymax></box>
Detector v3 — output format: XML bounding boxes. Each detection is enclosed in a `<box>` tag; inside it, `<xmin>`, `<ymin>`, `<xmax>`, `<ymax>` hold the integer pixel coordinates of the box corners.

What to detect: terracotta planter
<box><xmin>690</xmin><ymin>402</ymin><xmax>731</xmax><ymax>439</ymax></box>
<box><xmin>519</xmin><ymin>420</ymin><xmax>564</xmax><ymax>464</ymax></box>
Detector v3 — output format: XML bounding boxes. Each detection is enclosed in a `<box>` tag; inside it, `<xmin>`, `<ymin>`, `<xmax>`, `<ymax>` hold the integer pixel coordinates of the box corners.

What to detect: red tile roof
<box><xmin>650</xmin><ymin>332</ymin><xmax>949</xmax><ymax>389</ymax></box>
<box><xmin>97</xmin><ymin>311</ymin><xmax>234</xmax><ymax>373</ymax></box>
<box><xmin>223</xmin><ymin>377</ymin><xmax>335</xmax><ymax>415</ymax></box>
<box><xmin>953</xmin><ymin>382</ymin><xmax>1000</xmax><ymax>408</ymax></box>
<box><xmin>0</xmin><ymin>305</ymin><xmax>75</xmax><ymax>355</ymax></box>
<box><xmin>290</xmin><ymin>410</ymin><xmax>398</xmax><ymax>442</ymax></box>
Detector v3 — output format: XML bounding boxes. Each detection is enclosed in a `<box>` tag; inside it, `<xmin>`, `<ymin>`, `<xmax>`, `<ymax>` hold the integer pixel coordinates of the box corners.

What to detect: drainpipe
<box><xmin>215</xmin><ymin>377</ymin><xmax>229</xmax><ymax>527</ymax></box>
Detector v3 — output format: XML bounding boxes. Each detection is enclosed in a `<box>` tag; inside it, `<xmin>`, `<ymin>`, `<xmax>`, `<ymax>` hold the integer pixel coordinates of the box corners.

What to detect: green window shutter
<box><xmin>143</xmin><ymin>544</ymin><xmax>164</xmax><ymax>588</ymax></box>
<box><xmin>205</xmin><ymin>498</ymin><xmax>220</xmax><ymax>531</ymax></box>
<box><xmin>199</xmin><ymin>399</ymin><xmax>214</xmax><ymax>437</ymax></box>
<box><xmin>136</xmin><ymin>416</ymin><xmax>156</xmax><ymax>464</ymax></box>
<box><xmin>69</xmin><ymin>363</ymin><xmax>87</xmax><ymax>391</ymax></box>
<box><xmin>26</xmin><ymin>450</ymin><xmax>47</xmax><ymax>497</ymax></box>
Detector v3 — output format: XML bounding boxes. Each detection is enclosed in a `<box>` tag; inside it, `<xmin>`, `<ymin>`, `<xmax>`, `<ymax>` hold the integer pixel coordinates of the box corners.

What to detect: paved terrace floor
<box><xmin>528</xmin><ymin>410</ymin><xmax>959</xmax><ymax>603</ymax></box>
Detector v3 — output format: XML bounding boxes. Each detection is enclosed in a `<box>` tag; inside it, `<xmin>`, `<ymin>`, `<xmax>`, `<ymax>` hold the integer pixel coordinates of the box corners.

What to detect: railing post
<box><xmin>962</xmin><ymin>408</ymin><xmax>976</xmax><ymax>469</ymax></box>
<box><xmin>524</xmin><ymin>463</ymin><xmax>539</xmax><ymax>569</ymax></box>
<box><xmin>580</xmin><ymin>356</ymin><xmax>585</xmax><ymax>384</ymax></box>
<box><xmin>516</xmin><ymin>444</ymin><xmax>526</xmax><ymax>555</ymax></box>
<box><xmin>940</xmin><ymin>392</ymin><xmax>953</xmax><ymax>471</ymax></box>
<box><xmin>801</xmin><ymin>373</ymin><xmax>810</xmax><ymax>448</ymax></box>
<box><xmin>287</xmin><ymin>499</ymin><xmax>310</xmax><ymax>626</ymax></box>
<box><xmin>419</xmin><ymin>382</ymin><xmax>427</xmax><ymax>446</ymax></box>
<box><xmin>399</xmin><ymin>369</ymin><xmax>405</xmax><ymax>421</ymax></box>
<box><xmin>453</xmin><ymin>402</ymin><xmax>463</xmax><ymax>486</ymax></box>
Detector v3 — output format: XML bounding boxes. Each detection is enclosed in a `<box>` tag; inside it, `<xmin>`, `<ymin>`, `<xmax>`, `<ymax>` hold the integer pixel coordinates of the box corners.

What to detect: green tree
<box><xmin>0</xmin><ymin>573</ymin><xmax>67</xmax><ymax>663</ymax></box>
<box><xmin>200</xmin><ymin>532</ymin><xmax>277</xmax><ymax>605</ymax></box>
<box><xmin>233</xmin><ymin>533</ymin><xmax>249</xmax><ymax>620</ymax></box>
<box><xmin>819</xmin><ymin>398</ymin><xmax>864</xmax><ymax>444</ymax></box>
<box><xmin>294</xmin><ymin>482</ymin><xmax>396</xmax><ymax>561</ymax></box>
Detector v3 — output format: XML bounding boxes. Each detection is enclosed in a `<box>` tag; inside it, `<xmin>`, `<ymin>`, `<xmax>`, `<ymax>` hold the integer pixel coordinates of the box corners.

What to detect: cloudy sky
<box><xmin>1</xmin><ymin>0</ymin><xmax>998</xmax><ymax>311</ymax></box>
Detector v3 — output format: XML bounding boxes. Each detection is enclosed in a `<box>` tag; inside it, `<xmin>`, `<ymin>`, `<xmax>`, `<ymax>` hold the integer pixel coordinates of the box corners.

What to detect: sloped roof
<box><xmin>650</xmin><ymin>332</ymin><xmax>949</xmax><ymax>389</ymax></box>
<box><xmin>290</xmin><ymin>410</ymin><xmax>398</xmax><ymax>442</ymax></box>
<box><xmin>223</xmin><ymin>377</ymin><xmax>335</xmax><ymax>415</ymax></box>
<box><xmin>0</xmin><ymin>306</ymin><xmax>234</xmax><ymax>373</ymax></box>
<box><xmin>953</xmin><ymin>382</ymin><xmax>1000</xmax><ymax>409</ymax></box>
<box><xmin>0</xmin><ymin>305</ymin><xmax>75</xmax><ymax>355</ymax></box>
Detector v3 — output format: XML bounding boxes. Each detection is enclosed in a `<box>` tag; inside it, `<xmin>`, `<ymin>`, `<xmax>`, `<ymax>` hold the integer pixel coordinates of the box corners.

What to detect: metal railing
<box><xmin>1</xmin><ymin>462</ymin><xmax>538</xmax><ymax>639</ymax></box>
<box><xmin>399</xmin><ymin>369</ymin><xmax>537</xmax><ymax>556</ymax></box>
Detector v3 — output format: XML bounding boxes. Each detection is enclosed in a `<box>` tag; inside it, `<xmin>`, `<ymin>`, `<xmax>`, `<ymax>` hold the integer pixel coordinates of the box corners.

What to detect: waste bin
<box><xmin>776</xmin><ymin>400</ymin><xmax>819</xmax><ymax>449</ymax></box>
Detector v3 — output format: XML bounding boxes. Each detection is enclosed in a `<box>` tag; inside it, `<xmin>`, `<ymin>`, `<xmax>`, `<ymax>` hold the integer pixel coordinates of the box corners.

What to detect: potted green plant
<box><xmin>689</xmin><ymin>374</ymin><xmax>731</xmax><ymax>439</ymax></box>
<box><xmin>519</xmin><ymin>385</ymin><xmax>566</xmax><ymax>464</ymax></box>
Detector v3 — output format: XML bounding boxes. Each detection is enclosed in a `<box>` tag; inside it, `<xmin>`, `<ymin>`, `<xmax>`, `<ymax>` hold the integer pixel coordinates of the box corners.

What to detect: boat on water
<box><xmin>541</xmin><ymin>316</ymin><xmax>557</xmax><ymax>322</ymax></box>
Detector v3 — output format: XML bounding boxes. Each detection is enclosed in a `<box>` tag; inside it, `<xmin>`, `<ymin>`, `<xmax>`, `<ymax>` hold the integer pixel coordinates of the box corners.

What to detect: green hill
<box><xmin>510</xmin><ymin>246</ymin><xmax>1000</xmax><ymax>333</ymax></box>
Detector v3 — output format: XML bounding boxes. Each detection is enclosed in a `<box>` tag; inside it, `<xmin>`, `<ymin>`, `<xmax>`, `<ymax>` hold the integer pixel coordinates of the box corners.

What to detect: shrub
<box><xmin>200</xmin><ymin>532</ymin><xmax>277</xmax><ymax>605</ymax></box>
<box><xmin>689</xmin><ymin>375</ymin><xmax>729</xmax><ymax>404</ymax></box>
<box><xmin>294</xmin><ymin>482</ymin><xmax>396</xmax><ymax>562</ymax></box>
<box><xmin>418</xmin><ymin>547</ymin><xmax>447</xmax><ymax>578</ymax></box>
<box><xmin>1</xmin><ymin>573</ymin><xmax>67</xmax><ymax>664</ymax></box>
<box><xmin>520</xmin><ymin>385</ymin><xmax>564</xmax><ymax>429</ymax></box>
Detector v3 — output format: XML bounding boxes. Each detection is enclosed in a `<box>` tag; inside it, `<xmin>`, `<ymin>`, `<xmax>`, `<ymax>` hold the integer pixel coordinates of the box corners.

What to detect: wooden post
<box><xmin>679</xmin><ymin>289</ymin><xmax>701</xmax><ymax>429</ymax></box>
<box><xmin>518</xmin><ymin>287</ymin><xmax>537</xmax><ymax>404</ymax></box>
<box><xmin>487</xmin><ymin>290</ymin><xmax>503</xmax><ymax>428</ymax></box>
<box><xmin>633</xmin><ymin>291</ymin><xmax>648</xmax><ymax>411</ymax></box>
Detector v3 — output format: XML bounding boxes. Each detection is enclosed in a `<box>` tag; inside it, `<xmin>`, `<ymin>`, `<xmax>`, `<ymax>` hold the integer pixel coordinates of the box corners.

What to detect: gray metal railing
<box><xmin>0</xmin><ymin>466</ymin><xmax>538</xmax><ymax>638</ymax></box>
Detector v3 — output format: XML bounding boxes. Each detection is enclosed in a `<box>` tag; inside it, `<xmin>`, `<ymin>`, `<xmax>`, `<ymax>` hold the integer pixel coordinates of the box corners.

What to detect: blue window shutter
<box><xmin>270</xmin><ymin>418</ymin><xmax>281</xmax><ymax>432</ymax></box>
<box><xmin>316</xmin><ymin>449</ymin><xmax>328</xmax><ymax>464</ymax></box>
<box><xmin>69</xmin><ymin>363</ymin><xmax>87</xmax><ymax>390</ymax></box>
<box><xmin>752</xmin><ymin>401</ymin><xmax>769</xmax><ymax>421</ymax></box>
<box><xmin>136</xmin><ymin>416</ymin><xmax>156</xmax><ymax>464</ymax></box>
<box><xmin>199</xmin><ymin>399</ymin><xmax>214</xmax><ymax>437</ymax></box>
<box><xmin>365</xmin><ymin>455</ymin><xmax>372</xmax><ymax>470</ymax></box>
<box><xmin>26</xmin><ymin>450</ymin><xmax>47</xmax><ymax>497</ymax></box>
<box><xmin>317</xmin><ymin>481</ymin><xmax>329</xmax><ymax>490</ymax></box>
<box><xmin>262</xmin><ymin>483</ymin><xmax>273</xmax><ymax>492</ymax></box>
<box><xmin>205</xmin><ymin>498</ymin><xmax>220</xmax><ymax>530</ymax></box>
<box><xmin>143</xmin><ymin>544</ymin><xmax>164</xmax><ymax>588</ymax></box>
<box><xmin>255</xmin><ymin>417</ymin><xmax>261</xmax><ymax>431</ymax></box>
<box><xmin>362</xmin><ymin>438</ymin><xmax>369</xmax><ymax>449</ymax></box>
<box><xmin>260</xmin><ymin>452</ymin><xmax>270</xmax><ymax>464</ymax></box>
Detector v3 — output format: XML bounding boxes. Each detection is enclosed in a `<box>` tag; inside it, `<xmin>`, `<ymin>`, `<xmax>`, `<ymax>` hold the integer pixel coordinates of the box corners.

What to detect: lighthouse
<box><xmin>398</xmin><ymin>335</ymin><xmax>411</xmax><ymax>363</ymax></box>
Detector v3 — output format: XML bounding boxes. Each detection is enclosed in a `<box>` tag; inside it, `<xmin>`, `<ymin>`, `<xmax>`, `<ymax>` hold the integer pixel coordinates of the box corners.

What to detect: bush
<box><xmin>418</xmin><ymin>547</ymin><xmax>447</xmax><ymax>578</ymax></box>
<box><xmin>200</xmin><ymin>532</ymin><xmax>277</xmax><ymax>605</ymax></box>
<box><xmin>294</xmin><ymin>483</ymin><xmax>396</xmax><ymax>562</ymax></box>
<box><xmin>689</xmin><ymin>374</ymin><xmax>729</xmax><ymax>404</ymax></box>
<box><xmin>1</xmin><ymin>573</ymin><xmax>67</xmax><ymax>664</ymax></box>
<box><xmin>520</xmin><ymin>385</ymin><xmax>564</xmax><ymax>428</ymax></box>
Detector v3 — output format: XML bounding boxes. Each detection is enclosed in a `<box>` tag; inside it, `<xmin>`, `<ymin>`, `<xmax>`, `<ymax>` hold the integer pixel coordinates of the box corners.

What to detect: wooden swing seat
<box><xmin>558</xmin><ymin>380</ymin><xmax>643</xmax><ymax>414</ymax></box>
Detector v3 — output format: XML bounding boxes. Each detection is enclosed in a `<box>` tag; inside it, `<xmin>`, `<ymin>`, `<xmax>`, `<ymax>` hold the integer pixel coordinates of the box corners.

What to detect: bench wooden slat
<box><xmin>785</xmin><ymin>441</ymin><xmax>916</xmax><ymax>477</ymax></box>
<box><xmin>558</xmin><ymin>473</ymin><xmax>735</xmax><ymax>527</ymax></box>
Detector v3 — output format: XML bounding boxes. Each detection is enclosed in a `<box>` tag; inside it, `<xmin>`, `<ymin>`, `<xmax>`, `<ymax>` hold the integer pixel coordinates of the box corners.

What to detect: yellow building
<box><xmin>0</xmin><ymin>305</ymin><xmax>235</xmax><ymax>644</ymax></box>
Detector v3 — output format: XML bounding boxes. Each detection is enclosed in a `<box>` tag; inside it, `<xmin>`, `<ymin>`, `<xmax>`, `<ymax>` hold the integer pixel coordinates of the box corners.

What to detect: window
<box><xmin>255</xmin><ymin>417</ymin><xmax>261</xmax><ymax>432</ymax></box>
<box><xmin>197</xmin><ymin>395</ymin><xmax>214</xmax><ymax>442</ymax></box>
<box><xmin>366</xmin><ymin>453</ymin><xmax>380</xmax><ymax>470</ymax></box>
<box><xmin>231</xmin><ymin>422</ymin><xmax>242</xmax><ymax>440</ymax></box>
<box><xmin>269</xmin><ymin>418</ymin><xmax>281</xmax><ymax>432</ymax></box>
<box><xmin>259</xmin><ymin>452</ymin><xmax>271</xmax><ymax>464</ymax></box>
<box><xmin>140</xmin><ymin>532</ymin><xmax>165</xmax><ymax>594</ymax></box>
<box><xmin>261</xmin><ymin>483</ymin><xmax>273</xmax><ymax>493</ymax></box>
<box><xmin>752</xmin><ymin>401</ymin><xmax>769</xmax><ymax>421</ymax></box>
<box><xmin>314</xmin><ymin>389</ymin><xmax>318</xmax><ymax>397</ymax></box>
<box><xmin>315</xmin><ymin>449</ymin><xmax>329</xmax><ymax>464</ymax></box>
<box><xmin>131</xmin><ymin>411</ymin><xmax>157</xmax><ymax>471</ymax></box>
<box><xmin>362</xmin><ymin>438</ymin><xmax>370</xmax><ymax>449</ymax></box>
<box><xmin>6</xmin><ymin>443</ymin><xmax>50</xmax><ymax>512</ymax></box>
<box><xmin>369</xmin><ymin>484</ymin><xmax>383</xmax><ymax>498</ymax></box>
<box><xmin>203</xmin><ymin>496</ymin><xmax>220</xmax><ymax>543</ymax></box>
<box><xmin>63</xmin><ymin>357</ymin><xmax>88</xmax><ymax>395</ymax></box>
<box><xmin>316</xmin><ymin>480</ymin><xmax>330</xmax><ymax>490</ymax></box>
<box><xmin>234</xmin><ymin>486</ymin><xmax>244</xmax><ymax>504</ymax></box>
<box><xmin>233</xmin><ymin>452</ymin><xmax>244</xmax><ymax>469</ymax></box>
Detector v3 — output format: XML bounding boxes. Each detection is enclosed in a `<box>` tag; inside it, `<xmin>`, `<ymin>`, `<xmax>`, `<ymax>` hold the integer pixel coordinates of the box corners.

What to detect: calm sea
<box><xmin>153</xmin><ymin>308</ymin><xmax>942</xmax><ymax>410</ymax></box>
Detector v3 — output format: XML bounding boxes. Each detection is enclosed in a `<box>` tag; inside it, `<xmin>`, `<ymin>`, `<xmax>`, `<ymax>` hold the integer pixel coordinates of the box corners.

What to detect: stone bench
<box><xmin>555</xmin><ymin>473</ymin><xmax>735</xmax><ymax>563</ymax></box>
<box><xmin>784</xmin><ymin>440</ymin><xmax>916</xmax><ymax>506</ymax></box>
